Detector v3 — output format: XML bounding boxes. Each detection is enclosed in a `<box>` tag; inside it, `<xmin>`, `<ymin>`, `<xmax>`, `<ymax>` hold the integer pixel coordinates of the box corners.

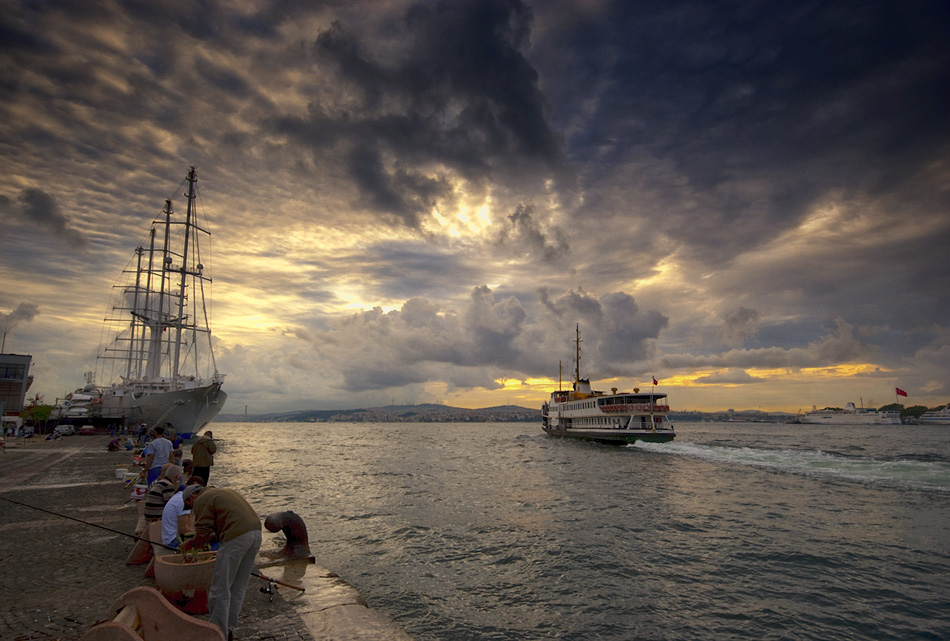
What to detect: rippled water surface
<box><xmin>208</xmin><ymin>421</ymin><xmax>950</xmax><ymax>640</ymax></box>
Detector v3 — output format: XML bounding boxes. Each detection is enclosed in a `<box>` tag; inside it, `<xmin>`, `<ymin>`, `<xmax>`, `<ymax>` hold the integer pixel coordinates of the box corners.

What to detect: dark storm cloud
<box><xmin>598</xmin><ymin>292</ymin><xmax>669</xmax><ymax>364</ymax></box>
<box><xmin>661</xmin><ymin>318</ymin><xmax>869</xmax><ymax>371</ymax></box>
<box><xmin>339</xmin><ymin>241</ymin><xmax>476</xmax><ymax>302</ymax></box>
<box><xmin>495</xmin><ymin>202</ymin><xmax>569</xmax><ymax>263</ymax></box>
<box><xmin>464</xmin><ymin>285</ymin><xmax>528</xmax><ymax>366</ymax></box>
<box><xmin>273</xmin><ymin>0</ymin><xmax>565</xmax><ymax>227</ymax></box>
<box><xmin>539</xmin><ymin>287</ymin><xmax>602</xmax><ymax>320</ymax></box>
<box><xmin>546</xmin><ymin>1</ymin><xmax>950</xmax><ymax>263</ymax></box>
<box><xmin>0</xmin><ymin>188</ymin><xmax>88</xmax><ymax>248</ymax></box>
<box><xmin>4</xmin><ymin>0</ymin><xmax>949</xmax><ymax>410</ymax></box>
<box><xmin>310</xmin><ymin>284</ymin><xmax>669</xmax><ymax>394</ymax></box>
<box><xmin>536</xmin><ymin>288</ymin><xmax>668</xmax><ymax>373</ymax></box>
<box><xmin>721</xmin><ymin>307</ymin><xmax>760</xmax><ymax>348</ymax></box>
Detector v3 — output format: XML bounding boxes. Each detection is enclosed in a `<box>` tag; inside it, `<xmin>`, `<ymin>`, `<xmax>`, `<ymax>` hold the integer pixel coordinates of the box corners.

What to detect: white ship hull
<box><xmin>100</xmin><ymin>383</ymin><xmax>227</xmax><ymax>438</ymax></box>
<box><xmin>918</xmin><ymin>410</ymin><xmax>950</xmax><ymax>425</ymax></box>
<box><xmin>798</xmin><ymin>411</ymin><xmax>901</xmax><ymax>425</ymax></box>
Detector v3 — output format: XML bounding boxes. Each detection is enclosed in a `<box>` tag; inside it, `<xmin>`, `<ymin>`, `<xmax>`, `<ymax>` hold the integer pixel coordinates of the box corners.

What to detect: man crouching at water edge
<box><xmin>182</xmin><ymin>486</ymin><xmax>262</xmax><ymax>641</ymax></box>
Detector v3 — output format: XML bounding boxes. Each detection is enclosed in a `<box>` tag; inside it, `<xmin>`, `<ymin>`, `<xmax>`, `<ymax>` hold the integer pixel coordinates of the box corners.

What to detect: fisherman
<box><xmin>167</xmin><ymin>427</ymin><xmax>183</xmax><ymax>450</ymax></box>
<box><xmin>143</xmin><ymin>464</ymin><xmax>181</xmax><ymax>522</ymax></box>
<box><xmin>190</xmin><ymin>430</ymin><xmax>216</xmax><ymax>485</ymax></box>
<box><xmin>182</xmin><ymin>486</ymin><xmax>262</xmax><ymax>641</ymax></box>
<box><xmin>143</xmin><ymin>426</ymin><xmax>174</xmax><ymax>485</ymax></box>
<box><xmin>181</xmin><ymin>458</ymin><xmax>195</xmax><ymax>487</ymax></box>
<box><xmin>161</xmin><ymin>481</ymin><xmax>202</xmax><ymax>548</ymax></box>
<box><xmin>264</xmin><ymin>511</ymin><xmax>313</xmax><ymax>559</ymax></box>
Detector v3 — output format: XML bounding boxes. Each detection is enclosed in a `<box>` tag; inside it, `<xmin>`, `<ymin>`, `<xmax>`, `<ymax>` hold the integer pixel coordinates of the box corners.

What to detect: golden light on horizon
<box><xmin>659</xmin><ymin>363</ymin><xmax>890</xmax><ymax>388</ymax></box>
<box><xmin>496</xmin><ymin>376</ymin><xmax>559</xmax><ymax>392</ymax></box>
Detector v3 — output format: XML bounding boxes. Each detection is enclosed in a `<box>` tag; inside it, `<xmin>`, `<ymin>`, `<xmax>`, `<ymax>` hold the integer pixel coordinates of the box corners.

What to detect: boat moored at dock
<box><xmin>51</xmin><ymin>167</ymin><xmax>226</xmax><ymax>438</ymax></box>
<box><xmin>917</xmin><ymin>407</ymin><xmax>950</xmax><ymax>425</ymax></box>
<box><xmin>796</xmin><ymin>402</ymin><xmax>900</xmax><ymax>425</ymax></box>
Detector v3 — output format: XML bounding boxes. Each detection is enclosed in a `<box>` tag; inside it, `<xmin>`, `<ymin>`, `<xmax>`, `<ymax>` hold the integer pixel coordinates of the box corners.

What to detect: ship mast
<box><xmin>144</xmin><ymin>200</ymin><xmax>174</xmax><ymax>380</ymax></box>
<box><xmin>171</xmin><ymin>167</ymin><xmax>197</xmax><ymax>380</ymax></box>
<box><xmin>574</xmin><ymin>324</ymin><xmax>581</xmax><ymax>383</ymax></box>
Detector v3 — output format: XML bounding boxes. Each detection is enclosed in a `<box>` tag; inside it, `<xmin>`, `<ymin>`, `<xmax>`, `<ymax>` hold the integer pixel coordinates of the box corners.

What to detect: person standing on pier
<box><xmin>143</xmin><ymin>426</ymin><xmax>174</xmax><ymax>486</ymax></box>
<box><xmin>182</xmin><ymin>486</ymin><xmax>262</xmax><ymax>641</ymax></box>
<box><xmin>190</xmin><ymin>430</ymin><xmax>216</xmax><ymax>484</ymax></box>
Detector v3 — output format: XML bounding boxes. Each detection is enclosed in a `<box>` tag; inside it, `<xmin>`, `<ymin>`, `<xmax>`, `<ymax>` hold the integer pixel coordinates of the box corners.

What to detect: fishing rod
<box><xmin>0</xmin><ymin>495</ymin><xmax>305</xmax><ymax>592</ymax></box>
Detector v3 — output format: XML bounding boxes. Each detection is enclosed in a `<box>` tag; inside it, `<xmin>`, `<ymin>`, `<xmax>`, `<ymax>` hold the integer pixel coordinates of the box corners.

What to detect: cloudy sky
<box><xmin>2</xmin><ymin>0</ymin><xmax>948</xmax><ymax>414</ymax></box>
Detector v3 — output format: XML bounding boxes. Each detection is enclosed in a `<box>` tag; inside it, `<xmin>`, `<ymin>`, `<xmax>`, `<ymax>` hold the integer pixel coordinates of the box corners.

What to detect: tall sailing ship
<box><xmin>541</xmin><ymin>326</ymin><xmax>675</xmax><ymax>445</ymax></box>
<box><xmin>53</xmin><ymin>167</ymin><xmax>226</xmax><ymax>437</ymax></box>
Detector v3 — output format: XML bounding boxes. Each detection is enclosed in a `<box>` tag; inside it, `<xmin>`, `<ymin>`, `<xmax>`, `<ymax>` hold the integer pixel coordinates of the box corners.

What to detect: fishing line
<box><xmin>0</xmin><ymin>495</ymin><xmax>305</xmax><ymax>592</ymax></box>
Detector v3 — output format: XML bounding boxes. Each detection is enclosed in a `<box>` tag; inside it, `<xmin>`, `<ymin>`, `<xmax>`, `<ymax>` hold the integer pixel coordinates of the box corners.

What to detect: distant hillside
<box><xmin>217</xmin><ymin>404</ymin><xmax>797</xmax><ymax>423</ymax></box>
<box><xmin>217</xmin><ymin>403</ymin><xmax>540</xmax><ymax>423</ymax></box>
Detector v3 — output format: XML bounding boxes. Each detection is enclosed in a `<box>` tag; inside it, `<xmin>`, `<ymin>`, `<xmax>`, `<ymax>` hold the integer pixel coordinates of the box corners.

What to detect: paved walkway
<box><xmin>0</xmin><ymin>435</ymin><xmax>409</xmax><ymax>641</ymax></box>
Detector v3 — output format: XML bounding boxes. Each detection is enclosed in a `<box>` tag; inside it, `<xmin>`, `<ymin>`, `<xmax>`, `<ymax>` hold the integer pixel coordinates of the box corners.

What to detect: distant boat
<box><xmin>918</xmin><ymin>407</ymin><xmax>950</xmax><ymax>425</ymax></box>
<box><xmin>541</xmin><ymin>326</ymin><xmax>675</xmax><ymax>445</ymax></box>
<box><xmin>52</xmin><ymin>167</ymin><xmax>227</xmax><ymax>438</ymax></box>
<box><xmin>797</xmin><ymin>402</ymin><xmax>900</xmax><ymax>425</ymax></box>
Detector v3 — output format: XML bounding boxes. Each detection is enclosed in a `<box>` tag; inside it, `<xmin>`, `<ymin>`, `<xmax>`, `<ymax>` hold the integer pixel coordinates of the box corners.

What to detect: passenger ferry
<box><xmin>797</xmin><ymin>402</ymin><xmax>901</xmax><ymax>425</ymax></box>
<box><xmin>541</xmin><ymin>326</ymin><xmax>675</xmax><ymax>445</ymax></box>
<box><xmin>917</xmin><ymin>407</ymin><xmax>950</xmax><ymax>425</ymax></box>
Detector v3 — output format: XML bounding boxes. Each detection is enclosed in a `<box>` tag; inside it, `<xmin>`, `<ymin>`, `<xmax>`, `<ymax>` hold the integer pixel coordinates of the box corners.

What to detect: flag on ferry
<box><xmin>895</xmin><ymin>387</ymin><xmax>907</xmax><ymax>397</ymax></box>
<box><xmin>653</xmin><ymin>376</ymin><xmax>658</xmax><ymax>386</ymax></box>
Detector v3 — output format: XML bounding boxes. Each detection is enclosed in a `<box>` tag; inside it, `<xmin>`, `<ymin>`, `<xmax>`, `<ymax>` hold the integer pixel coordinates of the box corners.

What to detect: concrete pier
<box><xmin>0</xmin><ymin>435</ymin><xmax>413</xmax><ymax>641</ymax></box>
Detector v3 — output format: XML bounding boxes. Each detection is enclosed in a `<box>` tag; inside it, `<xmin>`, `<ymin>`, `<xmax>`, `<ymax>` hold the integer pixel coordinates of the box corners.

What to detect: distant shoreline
<box><xmin>216</xmin><ymin>404</ymin><xmax>799</xmax><ymax>424</ymax></box>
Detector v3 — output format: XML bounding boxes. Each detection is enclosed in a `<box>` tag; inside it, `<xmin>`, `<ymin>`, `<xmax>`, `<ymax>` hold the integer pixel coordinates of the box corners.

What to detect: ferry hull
<box><xmin>542</xmin><ymin>425</ymin><xmax>675</xmax><ymax>445</ymax></box>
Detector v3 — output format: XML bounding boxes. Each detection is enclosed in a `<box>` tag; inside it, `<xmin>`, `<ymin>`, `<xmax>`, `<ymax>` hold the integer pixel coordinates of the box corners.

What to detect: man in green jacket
<box><xmin>190</xmin><ymin>430</ymin><xmax>216</xmax><ymax>484</ymax></box>
<box><xmin>182</xmin><ymin>486</ymin><xmax>262</xmax><ymax>641</ymax></box>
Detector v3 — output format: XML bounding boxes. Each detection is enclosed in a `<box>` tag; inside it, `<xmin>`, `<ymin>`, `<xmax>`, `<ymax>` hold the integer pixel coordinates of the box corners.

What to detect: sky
<box><xmin>1</xmin><ymin>0</ymin><xmax>949</xmax><ymax>415</ymax></box>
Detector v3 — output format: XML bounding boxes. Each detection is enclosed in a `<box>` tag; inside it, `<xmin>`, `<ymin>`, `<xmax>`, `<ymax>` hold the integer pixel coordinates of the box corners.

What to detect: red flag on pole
<box><xmin>653</xmin><ymin>377</ymin><xmax>658</xmax><ymax>386</ymax></box>
<box><xmin>895</xmin><ymin>387</ymin><xmax>907</xmax><ymax>397</ymax></box>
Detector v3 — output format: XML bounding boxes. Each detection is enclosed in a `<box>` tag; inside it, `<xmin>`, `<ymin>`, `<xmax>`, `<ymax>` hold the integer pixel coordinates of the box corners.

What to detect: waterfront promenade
<box><xmin>0</xmin><ymin>434</ymin><xmax>410</xmax><ymax>641</ymax></box>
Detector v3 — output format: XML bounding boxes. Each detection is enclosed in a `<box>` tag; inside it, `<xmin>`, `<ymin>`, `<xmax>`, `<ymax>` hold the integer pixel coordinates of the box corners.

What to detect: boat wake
<box><xmin>630</xmin><ymin>441</ymin><xmax>950</xmax><ymax>492</ymax></box>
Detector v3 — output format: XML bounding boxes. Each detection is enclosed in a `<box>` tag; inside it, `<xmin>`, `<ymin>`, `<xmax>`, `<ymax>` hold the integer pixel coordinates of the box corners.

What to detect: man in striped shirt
<box><xmin>143</xmin><ymin>465</ymin><xmax>182</xmax><ymax>521</ymax></box>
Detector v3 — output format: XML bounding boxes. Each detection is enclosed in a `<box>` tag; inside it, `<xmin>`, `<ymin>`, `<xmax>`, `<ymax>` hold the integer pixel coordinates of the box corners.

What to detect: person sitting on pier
<box><xmin>143</xmin><ymin>465</ymin><xmax>181</xmax><ymax>522</ymax></box>
<box><xmin>161</xmin><ymin>481</ymin><xmax>202</xmax><ymax>549</ymax></box>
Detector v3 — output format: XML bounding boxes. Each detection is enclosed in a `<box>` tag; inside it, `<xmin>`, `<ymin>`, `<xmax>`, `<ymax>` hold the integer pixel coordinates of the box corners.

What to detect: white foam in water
<box><xmin>630</xmin><ymin>440</ymin><xmax>950</xmax><ymax>491</ymax></box>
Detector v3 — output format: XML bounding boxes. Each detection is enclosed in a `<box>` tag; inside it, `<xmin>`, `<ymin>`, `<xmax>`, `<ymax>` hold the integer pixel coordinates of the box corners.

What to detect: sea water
<box><xmin>209</xmin><ymin>421</ymin><xmax>950</xmax><ymax>640</ymax></box>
